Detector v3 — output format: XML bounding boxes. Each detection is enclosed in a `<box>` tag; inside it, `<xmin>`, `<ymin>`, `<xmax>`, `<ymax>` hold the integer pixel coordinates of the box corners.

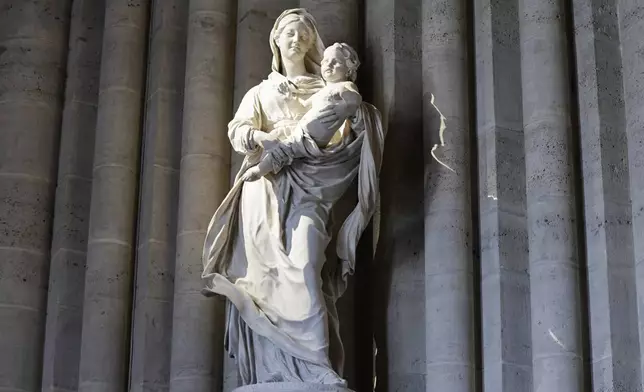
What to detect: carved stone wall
<box><xmin>0</xmin><ymin>0</ymin><xmax>642</xmax><ymax>392</ymax></box>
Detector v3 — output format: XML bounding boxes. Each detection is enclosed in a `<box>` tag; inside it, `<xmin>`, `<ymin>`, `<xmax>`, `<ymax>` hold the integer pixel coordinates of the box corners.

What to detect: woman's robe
<box><xmin>201</xmin><ymin>71</ymin><xmax>385</xmax><ymax>384</ymax></box>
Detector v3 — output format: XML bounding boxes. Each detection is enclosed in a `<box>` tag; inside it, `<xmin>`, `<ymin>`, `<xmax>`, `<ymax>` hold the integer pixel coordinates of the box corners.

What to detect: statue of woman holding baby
<box><xmin>201</xmin><ymin>8</ymin><xmax>385</xmax><ymax>391</ymax></box>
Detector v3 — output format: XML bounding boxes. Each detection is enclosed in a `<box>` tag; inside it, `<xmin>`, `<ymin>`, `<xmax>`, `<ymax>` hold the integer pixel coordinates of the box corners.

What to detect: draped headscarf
<box><xmin>270</xmin><ymin>8</ymin><xmax>325</xmax><ymax>75</ymax></box>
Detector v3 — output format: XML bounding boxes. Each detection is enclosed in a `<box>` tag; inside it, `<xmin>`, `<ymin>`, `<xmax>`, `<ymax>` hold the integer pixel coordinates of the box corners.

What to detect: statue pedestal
<box><xmin>233</xmin><ymin>382</ymin><xmax>354</xmax><ymax>392</ymax></box>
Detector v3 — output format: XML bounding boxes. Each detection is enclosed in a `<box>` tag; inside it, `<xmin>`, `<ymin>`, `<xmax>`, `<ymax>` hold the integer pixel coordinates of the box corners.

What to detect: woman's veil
<box><xmin>269</xmin><ymin>8</ymin><xmax>325</xmax><ymax>75</ymax></box>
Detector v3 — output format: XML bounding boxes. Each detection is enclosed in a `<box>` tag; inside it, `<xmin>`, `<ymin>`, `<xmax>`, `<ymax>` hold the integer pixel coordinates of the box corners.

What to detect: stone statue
<box><xmin>201</xmin><ymin>8</ymin><xmax>385</xmax><ymax>391</ymax></box>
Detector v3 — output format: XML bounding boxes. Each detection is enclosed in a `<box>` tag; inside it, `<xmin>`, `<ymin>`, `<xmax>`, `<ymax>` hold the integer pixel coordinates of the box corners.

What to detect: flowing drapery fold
<box><xmin>201</xmin><ymin>78</ymin><xmax>384</xmax><ymax>381</ymax></box>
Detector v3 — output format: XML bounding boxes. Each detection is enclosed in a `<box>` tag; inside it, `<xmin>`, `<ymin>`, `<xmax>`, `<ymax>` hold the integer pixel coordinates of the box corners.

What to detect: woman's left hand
<box><xmin>269</xmin><ymin>144</ymin><xmax>290</xmax><ymax>165</ymax></box>
<box><xmin>317</xmin><ymin>106</ymin><xmax>339</xmax><ymax>125</ymax></box>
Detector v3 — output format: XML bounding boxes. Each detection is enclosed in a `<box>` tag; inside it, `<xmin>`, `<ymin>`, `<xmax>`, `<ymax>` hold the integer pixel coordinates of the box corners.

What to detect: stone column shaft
<box><xmin>169</xmin><ymin>1</ymin><xmax>236</xmax><ymax>392</ymax></box>
<box><xmin>229</xmin><ymin>0</ymin><xmax>299</xmax><ymax>179</ymax></box>
<box><xmin>616</xmin><ymin>0</ymin><xmax>644</xmax><ymax>384</ymax></box>
<box><xmin>422</xmin><ymin>0</ymin><xmax>476</xmax><ymax>390</ymax></box>
<box><xmin>78</xmin><ymin>2</ymin><xmax>150</xmax><ymax>392</ymax></box>
<box><xmin>519</xmin><ymin>0</ymin><xmax>585</xmax><ymax>390</ymax></box>
<box><xmin>41</xmin><ymin>1</ymin><xmax>105</xmax><ymax>391</ymax></box>
<box><xmin>365</xmin><ymin>1</ymin><xmax>426</xmax><ymax>391</ymax></box>
<box><xmin>297</xmin><ymin>1</ymin><xmax>363</xmax><ymax>386</ymax></box>
<box><xmin>572</xmin><ymin>0</ymin><xmax>641</xmax><ymax>390</ymax></box>
<box><xmin>475</xmin><ymin>0</ymin><xmax>532</xmax><ymax>390</ymax></box>
<box><xmin>130</xmin><ymin>1</ymin><xmax>187</xmax><ymax>392</ymax></box>
<box><xmin>299</xmin><ymin>0</ymin><xmax>360</xmax><ymax>49</ymax></box>
<box><xmin>223</xmin><ymin>2</ymin><xmax>297</xmax><ymax>389</ymax></box>
<box><xmin>0</xmin><ymin>2</ymin><xmax>72</xmax><ymax>391</ymax></box>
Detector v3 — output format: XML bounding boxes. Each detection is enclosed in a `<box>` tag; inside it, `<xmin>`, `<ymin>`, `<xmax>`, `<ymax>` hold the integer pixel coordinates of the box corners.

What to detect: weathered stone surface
<box><xmin>169</xmin><ymin>1</ymin><xmax>236</xmax><ymax>392</ymax></box>
<box><xmin>364</xmin><ymin>1</ymin><xmax>426</xmax><ymax>391</ymax></box>
<box><xmin>229</xmin><ymin>0</ymin><xmax>298</xmax><ymax>179</ymax></box>
<box><xmin>572</xmin><ymin>0</ymin><xmax>641</xmax><ymax>390</ymax></box>
<box><xmin>129</xmin><ymin>2</ymin><xmax>186</xmax><ymax>392</ymax></box>
<box><xmin>205</xmin><ymin>2</ymin><xmax>289</xmax><ymax>390</ymax></box>
<box><xmin>519</xmin><ymin>0</ymin><xmax>585</xmax><ymax>390</ymax></box>
<box><xmin>296</xmin><ymin>3</ymin><xmax>363</xmax><ymax>388</ymax></box>
<box><xmin>617</xmin><ymin>0</ymin><xmax>644</xmax><ymax>386</ymax></box>
<box><xmin>0</xmin><ymin>1</ymin><xmax>72</xmax><ymax>392</ymax></box>
<box><xmin>77</xmin><ymin>2</ymin><xmax>150</xmax><ymax>392</ymax></box>
<box><xmin>422</xmin><ymin>0</ymin><xmax>476</xmax><ymax>391</ymax></box>
<box><xmin>300</xmin><ymin>0</ymin><xmax>360</xmax><ymax>49</ymax></box>
<box><xmin>0</xmin><ymin>2</ymin><xmax>643</xmax><ymax>392</ymax></box>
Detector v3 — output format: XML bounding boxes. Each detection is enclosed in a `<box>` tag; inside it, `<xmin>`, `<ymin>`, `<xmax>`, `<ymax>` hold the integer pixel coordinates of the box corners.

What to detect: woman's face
<box><xmin>276</xmin><ymin>20</ymin><xmax>314</xmax><ymax>62</ymax></box>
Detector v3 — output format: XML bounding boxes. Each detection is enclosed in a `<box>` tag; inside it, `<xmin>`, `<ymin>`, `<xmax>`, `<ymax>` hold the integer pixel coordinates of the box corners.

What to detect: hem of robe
<box><xmin>202</xmin><ymin>272</ymin><xmax>333</xmax><ymax>369</ymax></box>
<box><xmin>201</xmin><ymin>103</ymin><xmax>385</xmax><ymax>384</ymax></box>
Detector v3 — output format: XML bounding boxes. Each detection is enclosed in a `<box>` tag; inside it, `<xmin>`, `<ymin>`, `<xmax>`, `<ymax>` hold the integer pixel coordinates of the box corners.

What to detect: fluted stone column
<box><xmin>519</xmin><ymin>0</ymin><xmax>585</xmax><ymax>390</ymax></box>
<box><xmin>297</xmin><ymin>2</ymin><xmax>363</xmax><ymax>387</ymax></box>
<box><xmin>365</xmin><ymin>1</ymin><xmax>426</xmax><ymax>391</ymax></box>
<box><xmin>422</xmin><ymin>0</ymin><xmax>476</xmax><ymax>390</ymax></box>
<box><xmin>299</xmin><ymin>0</ymin><xmax>360</xmax><ymax>49</ymax></box>
<box><xmin>77</xmin><ymin>2</ymin><xmax>150</xmax><ymax>392</ymax></box>
<box><xmin>0</xmin><ymin>2</ymin><xmax>71</xmax><ymax>391</ymax></box>
<box><xmin>169</xmin><ymin>2</ymin><xmax>235</xmax><ymax>392</ymax></box>
<box><xmin>572</xmin><ymin>0</ymin><xmax>640</xmax><ymax>390</ymax></box>
<box><xmin>617</xmin><ymin>0</ymin><xmax>644</xmax><ymax>384</ymax></box>
<box><xmin>223</xmin><ymin>2</ymin><xmax>297</xmax><ymax>389</ymax></box>
<box><xmin>229</xmin><ymin>0</ymin><xmax>298</xmax><ymax>179</ymax></box>
<box><xmin>41</xmin><ymin>1</ymin><xmax>105</xmax><ymax>391</ymax></box>
<box><xmin>474</xmin><ymin>0</ymin><xmax>532</xmax><ymax>391</ymax></box>
<box><xmin>130</xmin><ymin>2</ymin><xmax>187</xmax><ymax>392</ymax></box>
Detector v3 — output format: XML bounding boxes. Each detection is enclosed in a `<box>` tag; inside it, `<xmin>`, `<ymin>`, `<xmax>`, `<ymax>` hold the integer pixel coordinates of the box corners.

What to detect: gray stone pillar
<box><xmin>41</xmin><ymin>1</ymin><xmax>104</xmax><ymax>391</ymax></box>
<box><xmin>365</xmin><ymin>1</ymin><xmax>426</xmax><ymax>391</ymax></box>
<box><xmin>229</xmin><ymin>0</ymin><xmax>298</xmax><ymax>178</ymax></box>
<box><xmin>299</xmin><ymin>0</ymin><xmax>360</xmax><ymax>48</ymax></box>
<box><xmin>422</xmin><ymin>0</ymin><xmax>476</xmax><ymax>390</ymax></box>
<box><xmin>617</xmin><ymin>0</ymin><xmax>644</xmax><ymax>385</ymax></box>
<box><xmin>224</xmin><ymin>2</ymin><xmax>297</xmax><ymax>389</ymax></box>
<box><xmin>169</xmin><ymin>1</ymin><xmax>235</xmax><ymax>392</ymax></box>
<box><xmin>572</xmin><ymin>0</ymin><xmax>640</xmax><ymax>390</ymax></box>
<box><xmin>474</xmin><ymin>0</ymin><xmax>532</xmax><ymax>391</ymax></box>
<box><xmin>0</xmin><ymin>2</ymin><xmax>71</xmax><ymax>392</ymax></box>
<box><xmin>519</xmin><ymin>0</ymin><xmax>585</xmax><ymax>390</ymax></box>
<box><xmin>297</xmin><ymin>2</ymin><xmax>363</xmax><ymax>387</ymax></box>
<box><xmin>77</xmin><ymin>2</ymin><xmax>150</xmax><ymax>392</ymax></box>
<box><xmin>130</xmin><ymin>1</ymin><xmax>187</xmax><ymax>392</ymax></box>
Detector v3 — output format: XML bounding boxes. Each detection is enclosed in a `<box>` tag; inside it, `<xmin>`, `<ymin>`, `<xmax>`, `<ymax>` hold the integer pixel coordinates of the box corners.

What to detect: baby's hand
<box><xmin>252</xmin><ymin>131</ymin><xmax>269</xmax><ymax>148</ymax></box>
<box><xmin>241</xmin><ymin>166</ymin><xmax>262</xmax><ymax>182</ymax></box>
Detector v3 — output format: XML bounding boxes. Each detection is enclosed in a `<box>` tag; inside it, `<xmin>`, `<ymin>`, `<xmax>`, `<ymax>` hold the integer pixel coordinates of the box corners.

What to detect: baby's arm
<box><xmin>242</xmin><ymin>137</ymin><xmax>301</xmax><ymax>181</ymax></box>
<box><xmin>339</xmin><ymin>82</ymin><xmax>362</xmax><ymax>109</ymax></box>
<box><xmin>299</xmin><ymin>96</ymin><xmax>314</xmax><ymax>107</ymax></box>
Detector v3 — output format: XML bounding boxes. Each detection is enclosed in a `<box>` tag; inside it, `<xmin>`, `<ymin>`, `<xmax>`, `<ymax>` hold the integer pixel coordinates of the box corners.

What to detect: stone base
<box><xmin>233</xmin><ymin>382</ymin><xmax>354</xmax><ymax>392</ymax></box>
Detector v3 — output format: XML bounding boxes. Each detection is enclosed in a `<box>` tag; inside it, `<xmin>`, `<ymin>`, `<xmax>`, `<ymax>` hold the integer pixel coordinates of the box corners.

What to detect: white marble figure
<box><xmin>201</xmin><ymin>8</ymin><xmax>385</xmax><ymax>388</ymax></box>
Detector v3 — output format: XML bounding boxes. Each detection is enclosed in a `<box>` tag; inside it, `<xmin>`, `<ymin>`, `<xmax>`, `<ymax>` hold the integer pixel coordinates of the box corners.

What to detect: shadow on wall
<box><xmin>362</xmin><ymin>0</ymin><xmax>438</xmax><ymax>390</ymax></box>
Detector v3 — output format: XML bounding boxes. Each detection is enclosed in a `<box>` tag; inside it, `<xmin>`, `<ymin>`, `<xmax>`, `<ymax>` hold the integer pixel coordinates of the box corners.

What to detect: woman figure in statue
<box><xmin>201</xmin><ymin>8</ymin><xmax>385</xmax><ymax>387</ymax></box>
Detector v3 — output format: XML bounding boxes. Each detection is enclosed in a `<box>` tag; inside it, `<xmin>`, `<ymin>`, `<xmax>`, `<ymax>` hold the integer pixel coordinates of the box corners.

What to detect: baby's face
<box><xmin>321</xmin><ymin>47</ymin><xmax>349</xmax><ymax>83</ymax></box>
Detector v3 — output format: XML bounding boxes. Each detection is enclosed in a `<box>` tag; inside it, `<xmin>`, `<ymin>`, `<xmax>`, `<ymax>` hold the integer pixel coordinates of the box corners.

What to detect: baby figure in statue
<box><xmin>241</xmin><ymin>42</ymin><xmax>362</xmax><ymax>181</ymax></box>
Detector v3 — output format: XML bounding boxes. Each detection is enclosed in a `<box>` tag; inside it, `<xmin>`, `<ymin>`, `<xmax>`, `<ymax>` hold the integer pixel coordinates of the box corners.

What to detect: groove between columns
<box><xmin>467</xmin><ymin>0</ymin><xmax>483</xmax><ymax>388</ymax></box>
<box><xmin>563</xmin><ymin>0</ymin><xmax>593</xmax><ymax>388</ymax></box>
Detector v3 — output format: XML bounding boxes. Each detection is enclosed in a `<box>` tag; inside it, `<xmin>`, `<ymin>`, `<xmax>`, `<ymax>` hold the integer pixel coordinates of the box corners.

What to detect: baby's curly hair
<box><xmin>327</xmin><ymin>43</ymin><xmax>361</xmax><ymax>82</ymax></box>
